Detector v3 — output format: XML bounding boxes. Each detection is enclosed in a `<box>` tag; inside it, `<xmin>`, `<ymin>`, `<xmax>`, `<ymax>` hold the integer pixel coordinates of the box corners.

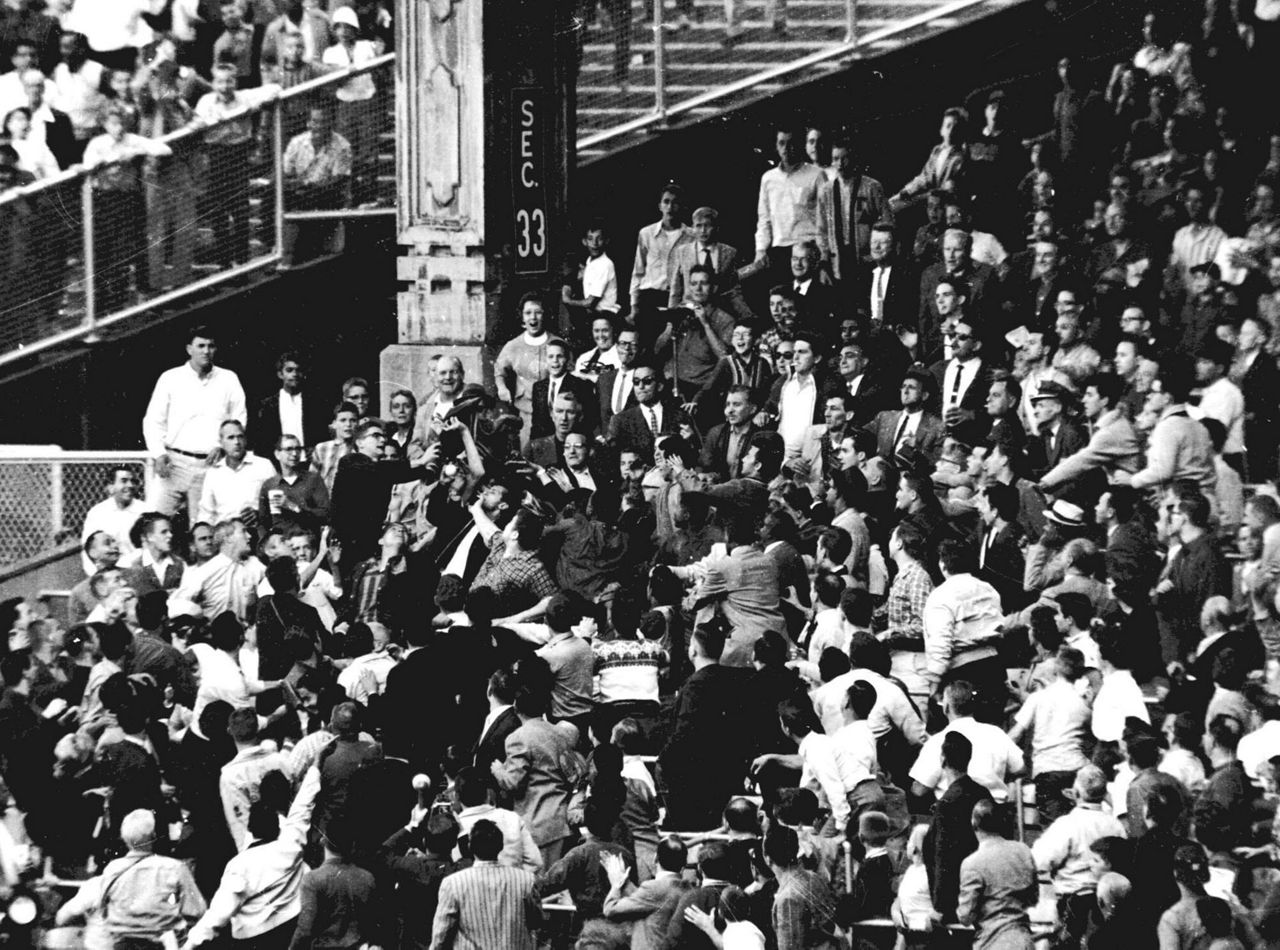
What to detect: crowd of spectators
<box><xmin>12</xmin><ymin>0</ymin><xmax>1280</xmax><ymax>948</ymax></box>
<box><xmin>0</xmin><ymin>0</ymin><xmax>390</xmax><ymax>337</ymax></box>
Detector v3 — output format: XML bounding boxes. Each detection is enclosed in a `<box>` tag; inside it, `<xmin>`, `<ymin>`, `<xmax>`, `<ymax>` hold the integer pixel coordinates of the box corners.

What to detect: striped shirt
<box><xmin>430</xmin><ymin>861</ymin><xmax>540</xmax><ymax>950</ymax></box>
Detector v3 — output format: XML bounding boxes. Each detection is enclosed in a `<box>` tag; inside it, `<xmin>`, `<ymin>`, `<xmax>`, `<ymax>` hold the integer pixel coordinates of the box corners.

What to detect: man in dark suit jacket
<box><xmin>922</xmin><ymin>732</ymin><xmax>994</xmax><ymax>923</ymax></box>
<box><xmin>918</xmin><ymin>230</ymin><xmax>1000</xmax><ymax>355</ymax></box>
<box><xmin>659</xmin><ymin>624</ymin><xmax>749</xmax><ymax>831</ymax></box>
<box><xmin>607</xmin><ymin>361</ymin><xmax>693</xmax><ymax>459</ymax></box>
<box><xmin>330</xmin><ymin>420</ymin><xmax>433</xmax><ymax>564</ymax></box>
<box><xmin>853</xmin><ymin>225</ymin><xmax>917</xmax><ymax>330</ymax></box>
<box><xmin>1099</xmin><ymin>486</ymin><xmax>1160</xmax><ymax>595</ymax></box>
<box><xmin>527</xmin><ymin>388</ymin><xmax>590</xmax><ymax>470</ymax></box>
<box><xmin>426</xmin><ymin>480</ymin><xmax>513</xmax><ymax>587</ymax></box>
<box><xmin>668</xmin><ymin>214</ymin><xmax>752</xmax><ymax>321</ymax></box>
<box><xmin>252</xmin><ymin>352</ymin><xmax>329</xmax><ymax>457</ymax></box>
<box><xmin>1236</xmin><ymin>316</ymin><xmax>1280</xmax><ymax>481</ymax></box>
<box><xmin>121</xmin><ymin>512</ymin><xmax>186</xmax><ymax>598</ymax></box>
<box><xmin>834</xmin><ymin>340</ymin><xmax>895</xmax><ymax>428</ymax></box>
<box><xmin>1001</xmin><ymin>239</ymin><xmax>1074</xmax><ymax>330</ymax></box>
<box><xmin>976</xmin><ymin>483</ymin><xmax>1026</xmax><ymax>611</ymax></box>
<box><xmin>1027</xmin><ymin>380</ymin><xmax>1086</xmax><ymax>479</ymax></box>
<box><xmin>789</xmin><ymin>241</ymin><xmax>842</xmax><ymax>332</ymax></box>
<box><xmin>865</xmin><ymin>370</ymin><xmax>945</xmax><ymax>462</ymax></box>
<box><xmin>929</xmin><ymin>315</ymin><xmax>994</xmax><ymax>447</ymax></box>
<box><xmin>531</xmin><ymin>340</ymin><xmax>597</xmax><ymax>439</ymax></box>
<box><xmin>26</xmin><ymin>85</ymin><xmax>76</xmax><ymax>169</ymax></box>
<box><xmin>472</xmin><ymin>668</ymin><xmax>522</xmax><ymax>777</ymax></box>
<box><xmin>596</xmin><ymin>328</ymin><xmax>641</xmax><ymax>431</ymax></box>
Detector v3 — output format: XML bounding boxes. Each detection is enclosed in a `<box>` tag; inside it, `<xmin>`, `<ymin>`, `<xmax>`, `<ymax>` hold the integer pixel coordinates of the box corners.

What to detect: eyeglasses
<box><xmin>953</xmin><ymin>332</ymin><xmax>973</xmax><ymax>341</ymax></box>
<box><xmin>617</xmin><ymin>340</ymin><xmax>638</xmax><ymax>349</ymax></box>
<box><xmin>776</xmin><ymin>350</ymin><xmax>795</xmax><ymax>359</ymax></box>
<box><xmin>280</xmin><ymin>446</ymin><xmax>302</xmax><ymax>453</ymax></box>
<box><xmin>633</xmin><ymin>376</ymin><xmax>658</xmax><ymax>385</ymax></box>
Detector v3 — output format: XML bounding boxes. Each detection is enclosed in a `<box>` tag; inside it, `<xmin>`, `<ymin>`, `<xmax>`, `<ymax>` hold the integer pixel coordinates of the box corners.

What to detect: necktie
<box><xmin>703</xmin><ymin>246</ymin><xmax>714</xmax><ymax>272</ymax></box>
<box><xmin>981</xmin><ymin>530</ymin><xmax>993</xmax><ymax>568</ymax></box>
<box><xmin>873</xmin><ymin>267</ymin><xmax>885</xmax><ymax>324</ymax></box>
<box><xmin>893</xmin><ymin>413</ymin><xmax>910</xmax><ymax>453</ymax></box>
<box><xmin>613</xmin><ymin>372</ymin><xmax>626</xmax><ymax>414</ymax></box>
<box><xmin>949</xmin><ymin>361</ymin><xmax>963</xmax><ymax>408</ymax></box>
<box><xmin>549</xmin><ymin>377</ymin><xmax>558</xmax><ymax>408</ymax></box>
<box><xmin>645</xmin><ymin>406</ymin><xmax>658</xmax><ymax>434</ymax></box>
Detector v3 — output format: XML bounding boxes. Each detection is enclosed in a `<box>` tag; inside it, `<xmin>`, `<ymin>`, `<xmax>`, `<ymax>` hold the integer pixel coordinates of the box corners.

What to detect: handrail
<box><xmin>0</xmin><ymin>448</ymin><xmax>151</xmax><ymax>460</ymax></box>
<box><xmin>0</xmin><ymin>52</ymin><xmax>396</xmax><ymax>211</ymax></box>
<box><xmin>577</xmin><ymin>0</ymin><xmax>994</xmax><ymax>151</ymax></box>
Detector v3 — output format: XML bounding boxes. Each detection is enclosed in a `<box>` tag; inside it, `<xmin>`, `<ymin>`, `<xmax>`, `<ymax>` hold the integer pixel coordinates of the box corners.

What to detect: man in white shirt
<box><xmin>142</xmin><ymin>324</ymin><xmax>246</xmax><ymax>519</ymax></box>
<box><xmin>773</xmin><ymin>332</ymin><xmax>826</xmax><ymax>457</ymax></box>
<box><xmin>752</xmin><ymin>698</ymin><xmax>863</xmax><ymax>833</ymax></box>
<box><xmin>1237</xmin><ymin>696</ymin><xmax>1280</xmax><ymax>780</ymax></box>
<box><xmin>1191</xmin><ymin>339</ymin><xmax>1246</xmax><ymax>470</ymax></box>
<box><xmin>1090</xmin><ymin>630</ymin><xmax>1150</xmax><ymax>743</ymax></box>
<box><xmin>1008</xmin><ymin>647</ymin><xmax>1091</xmax><ymax>822</ymax></box>
<box><xmin>198</xmin><ymin>420</ymin><xmax>277</xmax><ymax>527</ymax></box>
<box><xmin>753</xmin><ymin>128</ymin><xmax>825</xmax><ymax>282</ymax></box>
<box><xmin>910</xmin><ymin>680</ymin><xmax>1024</xmax><ymax>801</ymax></box>
<box><xmin>1169</xmin><ymin>182</ymin><xmax>1227</xmax><ymax>292</ymax></box>
<box><xmin>80</xmin><ymin>466</ymin><xmax>148</xmax><ymax>575</ymax></box>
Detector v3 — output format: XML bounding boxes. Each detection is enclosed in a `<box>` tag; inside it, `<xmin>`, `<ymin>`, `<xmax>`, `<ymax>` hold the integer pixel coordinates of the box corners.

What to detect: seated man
<box><xmin>281</xmin><ymin>104</ymin><xmax>351</xmax><ymax>268</ymax></box>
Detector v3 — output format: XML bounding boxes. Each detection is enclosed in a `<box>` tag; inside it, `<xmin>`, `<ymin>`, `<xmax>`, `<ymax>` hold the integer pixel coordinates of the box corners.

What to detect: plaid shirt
<box><xmin>346</xmin><ymin>556</ymin><xmax>399</xmax><ymax>625</ymax></box>
<box><xmin>880</xmin><ymin>559</ymin><xmax>932</xmax><ymax>649</ymax></box>
<box><xmin>310</xmin><ymin>439</ymin><xmax>352</xmax><ymax>494</ymax></box>
<box><xmin>471</xmin><ymin>534</ymin><xmax>558</xmax><ymax>615</ymax></box>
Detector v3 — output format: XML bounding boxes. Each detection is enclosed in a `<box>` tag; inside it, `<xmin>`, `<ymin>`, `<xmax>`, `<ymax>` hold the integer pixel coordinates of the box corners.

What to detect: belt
<box><xmin>165</xmin><ymin>445</ymin><xmax>208</xmax><ymax>459</ymax></box>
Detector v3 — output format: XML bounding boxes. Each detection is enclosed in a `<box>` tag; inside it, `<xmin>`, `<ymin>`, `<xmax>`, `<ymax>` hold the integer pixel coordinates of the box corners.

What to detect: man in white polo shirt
<box><xmin>909</xmin><ymin>680</ymin><xmax>1024</xmax><ymax>802</ymax></box>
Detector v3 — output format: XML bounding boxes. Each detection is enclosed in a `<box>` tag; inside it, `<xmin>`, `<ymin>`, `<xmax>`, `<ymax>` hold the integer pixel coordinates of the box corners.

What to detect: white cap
<box><xmin>332</xmin><ymin>6</ymin><xmax>359</xmax><ymax>29</ymax></box>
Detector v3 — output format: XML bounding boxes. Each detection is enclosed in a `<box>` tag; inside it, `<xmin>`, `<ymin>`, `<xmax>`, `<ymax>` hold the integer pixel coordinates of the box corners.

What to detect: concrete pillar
<box><xmin>387</xmin><ymin>0</ymin><xmax>576</xmax><ymax>414</ymax></box>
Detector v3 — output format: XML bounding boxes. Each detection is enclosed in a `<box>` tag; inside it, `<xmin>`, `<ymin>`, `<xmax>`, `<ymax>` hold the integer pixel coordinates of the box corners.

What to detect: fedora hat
<box><xmin>1029</xmin><ymin>379</ymin><xmax>1074</xmax><ymax>404</ymax></box>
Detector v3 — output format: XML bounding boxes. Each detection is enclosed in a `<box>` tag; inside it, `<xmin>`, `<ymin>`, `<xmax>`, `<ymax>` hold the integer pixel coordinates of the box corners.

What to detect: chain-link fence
<box><xmin>0</xmin><ymin>451</ymin><xmax>149</xmax><ymax>572</ymax></box>
<box><xmin>0</xmin><ymin>53</ymin><xmax>395</xmax><ymax>371</ymax></box>
<box><xmin>576</xmin><ymin>0</ymin><xmax>993</xmax><ymax>155</ymax></box>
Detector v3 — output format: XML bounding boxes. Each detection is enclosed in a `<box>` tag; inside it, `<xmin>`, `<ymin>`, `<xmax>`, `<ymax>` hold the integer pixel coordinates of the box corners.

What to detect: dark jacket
<box><xmin>531</xmin><ymin>373</ymin><xmax>598</xmax><ymax>439</ymax></box>
<box><xmin>699</xmin><ymin>421</ymin><xmax>762</xmax><ymax>482</ymax></box>
<box><xmin>252</xmin><ymin>390</ymin><xmax>331</xmax><ymax>456</ymax></box>
<box><xmin>924</xmin><ymin>774</ymin><xmax>993</xmax><ymax>921</ymax></box>
<box><xmin>852</xmin><ymin>259</ymin><xmax>917</xmax><ymax>330</ymax></box>
<box><xmin>1156</xmin><ymin>533</ymin><xmax>1231</xmax><ymax>664</ymax></box>
<box><xmin>607</xmin><ymin>399</ymin><xmax>693</xmax><ymax>459</ymax></box>
<box><xmin>330</xmin><ymin>453</ymin><xmax>427</xmax><ymax>564</ymax></box>
<box><xmin>978</xmin><ymin>521</ymin><xmax>1026</xmax><ymax>612</ymax></box>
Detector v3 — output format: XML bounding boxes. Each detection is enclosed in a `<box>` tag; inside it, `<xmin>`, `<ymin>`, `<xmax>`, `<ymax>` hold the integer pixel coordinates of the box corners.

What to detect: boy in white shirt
<box><xmin>563</xmin><ymin>222</ymin><xmax>619</xmax><ymax>343</ymax></box>
<box><xmin>1008</xmin><ymin>647</ymin><xmax>1092</xmax><ymax>823</ymax></box>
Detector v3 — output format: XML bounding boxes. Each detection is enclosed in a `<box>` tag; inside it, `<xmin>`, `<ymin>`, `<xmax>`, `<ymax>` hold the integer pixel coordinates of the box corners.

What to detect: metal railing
<box><xmin>0</xmin><ymin>53</ymin><xmax>395</xmax><ymax>372</ymax></box>
<box><xmin>576</xmin><ymin>0</ymin><xmax>999</xmax><ymax>153</ymax></box>
<box><xmin>0</xmin><ymin>448</ymin><xmax>150</xmax><ymax>576</ymax></box>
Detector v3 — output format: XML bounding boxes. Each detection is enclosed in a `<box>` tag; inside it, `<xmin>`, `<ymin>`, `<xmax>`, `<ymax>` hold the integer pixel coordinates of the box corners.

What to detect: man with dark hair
<box><xmin>700</xmin><ymin>385</ymin><xmax>763</xmax><ymax>483</ymax></box>
<box><xmin>1193</xmin><ymin>714</ymin><xmax>1255</xmax><ymax>858</ymax></box>
<box><xmin>911</xmin><ymin>680</ymin><xmax>1023</xmax><ymax>801</ymax></box>
<box><xmin>923</xmin><ymin>731</ymin><xmax>993</xmax><ymax>922</ymax></box>
<box><xmin>956</xmin><ymin>799</ymin><xmax>1039</xmax><ymax>946</ymax></box>
<box><xmin>491</xmin><ymin>687</ymin><xmax>579</xmax><ymax>867</ymax></box>
<box><xmin>1156</xmin><ymin>489</ymin><xmax>1231</xmax><ymax>666</ymax></box>
<box><xmin>660</xmin><ymin>841</ymin><xmax>739</xmax><ymax>949</ymax></box>
<box><xmin>252</xmin><ymin>350</ymin><xmax>327</xmax><ymax>456</ymax></box>
<box><xmin>659</xmin><ymin>623</ymin><xmax>749</xmax><ymax>831</ymax></box>
<box><xmin>534</xmin><ymin>798</ymin><xmax>636</xmax><ymax>920</ymax></box>
<box><xmin>220</xmin><ymin>707</ymin><xmax>288</xmax><ymax>850</ymax></box>
<box><xmin>983</xmin><ymin>374</ymin><xmax>1026</xmax><ymax>449</ymax></box>
<box><xmin>1096</xmin><ymin>486</ymin><xmax>1159</xmax><ymax>598</ymax></box>
<box><xmin>453</xmin><ymin>765</ymin><xmax>542</xmax><ymax>872</ymax></box>
<box><xmin>256</xmin><ymin>434</ymin><xmax>330</xmax><ymax>538</ymax></box>
<box><xmin>931</xmin><ymin>312</ymin><xmax>993</xmax><ymax>447</ymax></box>
<box><xmin>1131</xmin><ymin>360</ymin><xmax>1216</xmax><ymax>496</ymax></box>
<box><xmin>762</xmin><ymin>824</ymin><xmax>843</xmax><ymax>949</ymax></box>
<box><xmin>922</xmin><ymin>540</ymin><xmax>1007</xmax><ymax>723</ymax></box>
<box><xmin>976</xmin><ymin>482</ymin><xmax>1024</xmax><ymax>611</ymax></box>
<box><xmin>80</xmin><ymin>465</ymin><xmax>147</xmax><ymax>575</ymax></box>
<box><xmin>531</xmin><ymin>338</ymin><xmax>598</xmax><ymax>441</ymax></box>
<box><xmin>606</xmin><ymin>360</ymin><xmax>693</xmax><ymax>458</ymax></box>
<box><xmin>429</xmin><ymin>818</ymin><xmax>541</xmax><ymax>950</ymax></box>
<box><xmin>602</xmin><ymin>835</ymin><xmax>692</xmax><ymax>946</ymax></box>
<box><xmin>142</xmin><ymin>325</ymin><xmax>246</xmax><ymax>518</ymax></box>
<box><xmin>657</xmin><ymin>264</ymin><xmax>735</xmax><ymax>406</ymax></box>
<box><xmin>766</xmin><ymin>331</ymin><xmax>843</xmax><ymax>458</ymax></box>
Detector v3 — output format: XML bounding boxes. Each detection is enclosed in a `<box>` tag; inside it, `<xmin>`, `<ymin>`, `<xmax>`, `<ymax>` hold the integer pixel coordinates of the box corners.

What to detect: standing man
<box><xmin>197</xmin><ymin>421</ymin><xmax>277</xmax><ymax>528</ymax></box>
<box><xmin>931</xmin><ymin>307</ymin><xmax>992</xmax><ymax>447</ymax></box>
<box><xmin>80</xmin><ymin>466</ymin><xmax>147</xmax><ymax>575</ymax></box>
<box><xmin>817</xmin><ymin>136</ymin><xmax>892</xmax><ymax>282</ymax></box>
<box><xmin>1130</xmin><ymin>361</ymin><xmax>1216</xmax><ymax>497</ymax></box>
<box><xmin>955</xmin><ymin>799</ymin><xmax>1039</xmax><ymax>950</ymax></box>
<box><xmin>1191</xmin><ymin>340</ymin><xmax>1246</xmax><ymax>475</ymax></box>
<box><xmin>596</xmin><ymin>328</ymin><xmax>640</xmax><ymax>431</ymax></box>
<box><xmin>1232</xmin><ymin>316</ymin><xmax>1280</xmax><ymax>481</ymax></box>
<box><xmin>531</xmin><ymin>339</ymin><xmax>596</xmax><ymax>440</ymax></box>
<box><xmin>630</xmin><ymin>183</ymin><xmax>693</xmax><ymax>339</ymax></box>
<box><xmin>252</xmin><ymin>351</ymin><xmax>327</xmax><ymax>457</ymax></box>
<box><xmin>767</xmin><ymin>332</ymin><xmax>840</xmax><ymax>459</ymax></box>
<box><xmin>1039</xmin><ymin>374</ymin><xmax>1140</xmax><ymax>495</ymax></box>
<box><xmin>753</xmin><ymin>128</ymin><xmax>825</xmax><ymax>285</ymax></box>
<box><xmin>142</xmin><ymin>324</ymin><xmax>246</xmax><ymax>520</ymax></box>
<box><xmin>855</xmin><ymin>224</ymin><xmax>914</xmax><ymax>330</ymax></box>
<box><xmin>429</xmin><ymin>820</ymin><xmax>541</xmax><ymax>950</ymax></box>
<box><xmin>917</xmin><ymin>230</ymin><xmax>999</xmax><ymax>356</ymax></box>
<box><xmin>331</xmin><ymin>419</ymin><xmax>436</xmax><ymax>566</ymax></box>
<box><xmin>1029</xmin><ymin>380</ymin><xmax>1086</xmax><ymax>481</ymax></box>
<box><xmin>657</xmin><ymin>266</ymin><xmax>734</xmax><ymax>406</ymax></box>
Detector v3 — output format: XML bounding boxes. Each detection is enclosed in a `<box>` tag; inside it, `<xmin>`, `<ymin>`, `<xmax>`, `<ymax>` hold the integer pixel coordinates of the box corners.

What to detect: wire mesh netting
<box><xmin>0</xmin><ymin>457</ymin><xmax>148</xmax><ymax>569</ymax></box>
<box><xmin>0</xmin><ymin>55</ymin><xmax>395</xmax><ymax>366</ymax></box>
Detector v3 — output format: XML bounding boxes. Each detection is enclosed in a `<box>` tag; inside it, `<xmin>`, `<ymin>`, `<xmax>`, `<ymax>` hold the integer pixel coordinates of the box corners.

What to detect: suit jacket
<box><xmin>473</xmin><ymin>706</ymin><xmax>521</xmax><ymax>776</ymax></box>
<box><xmin>839</xmin><ymin>372</ymin><xmax>896</xmax><ymax>428</ymax></box>
<box><xmin>530</xmin><ymin>373</ymin><xmax>597</xmax><ymax>439</ymax></box>
<box><xmin>764</xmin><ymin>372</ymin><xmax>844</xmax><ymax>424</ymax></box>
<box><xmin>865</xmin><ymin>408</ymin><xmax>945</xmax><ymax>462</ymax></box>
<box><xmin>122</xmin><ymin>559</ymin><xmax>185</xmax><ymax>599</ymax></box>
<box><xmin>1002</xmin><ymin>266</ymin><xmax>1072</xmax><ymax>330</ymax></box>
<box><xmin>700</xmin><ymin>421</ymin><xmax>761</xmax><ymax>482</ymax></box>
<box><xmin>924</xmin><ymin>774</ymin><xmax>993</xmax><ymax>920</ymax></box>
<box><xmin>1238</xmin><ymin>347</ymin><xmax>1280</xmax><ymax>432</ymax></box>
<box><xmin>977</xmin><ymin>522</ymin><xmax>1025</xmax><ymax>611</ymax></box>
<box><xmin>1031</xmin><ymin>419</ymin><xmax>1088</xmax><ymax>479</ymax></box>
<box><xmin>252</xmin><ymin>390</ymin><xmax>330</xmax><ymax>456</ymax></box>
<box><xmin>1104</xmin><ymin>519</ymin><xmax>1160</xmax><ymax>595</ymax></box>
<box><xmin>526</xmin><ymin>434</ymin><xmax>567</xmax><ymax>470</ymax></box>
<box><xmin>929</xmin><ymin>357</ymin><xmax>994</xmax><ymax>446</ymax></box>
<box><xmin>816</xmin><ymin>173</ymin><xmax>892</xmax><ymax>280</ymax></box>
<box><xmin>668</xmin><ymin>241</ymin><xmax>742</xmax><ymax>307</ymax></box>
<box><xmin>607</xmin><ymin>399</ymin><xmax>692</xmax><ymax>458</ymax></box>
<box><xmin>1039</xmin><ymin>410</ymin><xmax>1141</xmax><ymax>492</ymax></box>
<box><xmin>791</xmin><ymin>277</ymin><xmax>842</xmax><ymax>329</ymax></box>
<box><xmin>595</xmin><ymin>366</ymin><xmax>639</xmax><ymax>430</ymax></box>
<box><xmin>492</xmin><ymin>717</ymin><xmax>577</xmax><ymax>846</ymax></box>
<box><xmin>917</xmin><ymin>262</ymin><xmax>1000</xmax><ymax>354</ymax></box>
<box><xmin>852</xmin><ymin>259</ymin><xmax>917</xmax><ymax>329</ymax></box>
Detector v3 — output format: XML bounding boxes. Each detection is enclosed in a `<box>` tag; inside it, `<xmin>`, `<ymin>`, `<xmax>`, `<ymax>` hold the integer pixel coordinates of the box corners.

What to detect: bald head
<box><xmin>1097</xmin><ymin>872</ymin><xmax>1131</xmax><ymax>917</ymax></box>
